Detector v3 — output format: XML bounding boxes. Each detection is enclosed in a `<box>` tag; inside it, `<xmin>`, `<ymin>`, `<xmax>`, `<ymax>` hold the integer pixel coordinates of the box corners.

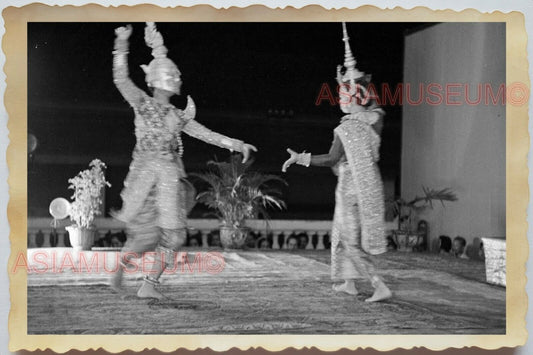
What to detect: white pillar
<box><xmin>316</xmin><ymin>232</ymin><xmax>326</xmax><ymax>250</ymax></box>
<box><xmin>201</xmin><ymin>231</ymin><xmax>209</xmax><ymax>248</ymax></box>
<box><xmin>41</xmin><ymin>230</ymin><xmax>51</xmax><ymax>248</ymax></box>
<box><xmin>56</xmin><ymin>231</ymin><xmax>66</xmax><ymax>247</ymax></box>
<box><xmin>28</xmin><ymin>231</ymin><xmax>37</xmax><ymax>248</ymax></box>
<box><xmin>306</xmin><ymin>232</ymin><xmax>314</xmax><ymax>250</ymax></box>
<box><xmin>283</xmin><ymin>231</ymin><xmax>292</xmax><ymax>249</ymax></box>
<box><xmin>272</xmin><ymin>232</ymin><xmax>281</xmax><ymax>249</ymax></box>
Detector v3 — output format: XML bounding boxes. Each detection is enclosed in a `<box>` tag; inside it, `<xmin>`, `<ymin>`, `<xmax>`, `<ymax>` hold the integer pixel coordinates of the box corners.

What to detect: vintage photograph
<box><xmin>23</xmin><ymin>19</ymin><xmax>507</xmax><ymax>336</ymax></box>
<box><xmin>4</xmin><ymin>3</ymin><xmax>529</xmax><ymax>352</ymax></box>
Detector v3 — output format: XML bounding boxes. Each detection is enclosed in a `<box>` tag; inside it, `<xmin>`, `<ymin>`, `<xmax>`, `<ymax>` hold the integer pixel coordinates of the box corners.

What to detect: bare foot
<box><xmin>365</xmin><ymin>282</ymin><xmax>392</xmax><ymax>303</ymax></box>
<box><xmin>109</xmin><ymin>268</ymin><xmax>124</xmax><ymax>294</ymax></box>
<box><xmin>332</xmin><ymin>281</ymin><xmax>358</xmax><ymax>295</ymax></box>
<box><xmin>137</xmin><ymin>282</ymin><xmax>166</xmax><ymax>300</ymax></box>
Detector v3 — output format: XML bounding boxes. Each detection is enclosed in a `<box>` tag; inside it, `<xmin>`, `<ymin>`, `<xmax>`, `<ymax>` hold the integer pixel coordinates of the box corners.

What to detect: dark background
<box><xmin>27</xmin><ymin>22</ymin><xmax>430</xmax><ymax>219</ymax></box>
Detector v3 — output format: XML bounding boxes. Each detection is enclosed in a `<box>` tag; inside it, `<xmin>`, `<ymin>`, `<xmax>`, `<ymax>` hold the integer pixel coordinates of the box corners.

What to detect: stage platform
<box><xmin>25</xmin><ymin>248</ymin><xmax>505</xmax><ymax>334</ymax></box>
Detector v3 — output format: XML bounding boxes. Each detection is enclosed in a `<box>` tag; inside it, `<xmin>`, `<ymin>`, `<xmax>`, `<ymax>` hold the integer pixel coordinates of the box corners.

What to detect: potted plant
<box><xmin>66</xmin><ymin>159</ymin><xmax>111</xmax><ymax>250</ymax></box>
<box><xmin>191</xmin><ymin>154</ymin><xmax>286</xmax><ymax>249</ymax></box>
<box><xmin>386</xmin><ymin>187</ymin><xmax>457</xmax><ymax>251</ymax></box>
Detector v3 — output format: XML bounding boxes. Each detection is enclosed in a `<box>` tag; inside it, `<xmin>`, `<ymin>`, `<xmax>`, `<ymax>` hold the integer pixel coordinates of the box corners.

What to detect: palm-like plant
<box><xmin>386</xmin><ymin>187</ymin><xmax>458</xmax><ymax>232</ymax></box>
<box><xmin>191</xmin><ymin>155</ymin><xmax>287</xmax><ymax>229</ymax></box>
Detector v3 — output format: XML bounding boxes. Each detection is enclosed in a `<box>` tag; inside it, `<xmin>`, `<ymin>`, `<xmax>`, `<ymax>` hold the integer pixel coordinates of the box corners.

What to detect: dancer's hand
<box><xmin>242</xmin><ymin>144</ymin><xmax>258</xmax><ymax>163</ymax></box>
<box><xmin>115</xmin><ymin>25</ymin><xmax>133</xmax><ymax>40</ymax></box>
<box><xmin>282</xmin><ymin>148</ymin><xmax>299</xmax><ymax>172</ymax></box>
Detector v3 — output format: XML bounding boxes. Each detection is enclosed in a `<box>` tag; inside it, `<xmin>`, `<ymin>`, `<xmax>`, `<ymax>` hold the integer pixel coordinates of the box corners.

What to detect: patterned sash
<box><xmin>334</xmin><ymin>114</ymin><xmax>387</xmax><ymax>255</ymax></box>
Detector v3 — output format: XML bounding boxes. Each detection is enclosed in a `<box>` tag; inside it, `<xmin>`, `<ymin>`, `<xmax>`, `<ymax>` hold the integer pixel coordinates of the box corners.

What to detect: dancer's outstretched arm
<box><xmin>182</xmin><ymin>110</ymin><xmax>257</xmax><ymax>163</ymax></box>
<box><xmin>309</xmin><ymin>134</ymin><xmax>344</xmax><ymax>167</ymax></box>
<box><xmin>282</xmin><ymin>134</ymin><xmax>343</xmax><ymax>172</ymax></box>
<box><xmin>113</xmin><ymin>25</ymin><xmax>144</xmax><ymax>108</ymax></box>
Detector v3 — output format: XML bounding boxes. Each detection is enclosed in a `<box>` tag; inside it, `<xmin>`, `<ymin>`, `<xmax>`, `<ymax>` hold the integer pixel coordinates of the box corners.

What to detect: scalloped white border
<box><xmin>1</xmin><ymin>1</ymin><xmax>531</xmax><ymax>354</ymax></box>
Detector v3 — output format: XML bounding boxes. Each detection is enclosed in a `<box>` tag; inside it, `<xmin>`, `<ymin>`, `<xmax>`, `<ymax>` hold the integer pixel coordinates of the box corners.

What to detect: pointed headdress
<box><xmin>141</xmin><ymin>22</ymin><xmax>180</xmax><ymax>88</ymax></box>
<box><xmin>339</xmin><ymin>22</ymin><xmax>367</xmax><ymax>83</ymax></box>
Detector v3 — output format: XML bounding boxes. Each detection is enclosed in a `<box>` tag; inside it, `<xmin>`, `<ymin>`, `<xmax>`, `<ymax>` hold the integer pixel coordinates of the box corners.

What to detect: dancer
<box><xmin>282</xmin><ymin>23</ymin><xmax>391</xmax><ymax>302</ymax></box>
<box><xmin>110</xmin><ymin>23</ymin><xmax>257</xmax><ymax>299</ymax></box>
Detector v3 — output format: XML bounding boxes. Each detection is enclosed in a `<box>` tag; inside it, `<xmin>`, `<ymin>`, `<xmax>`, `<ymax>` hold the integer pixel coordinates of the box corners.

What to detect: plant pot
<box><xmin>392</xmin><ymin>230</ymin><xmax>420</xmax><ymax>252</ymax></box>
<box><xmin>66</xmin><ymin>225</ymin><xmax>95</xmax><ymax>251</ymax></box>
<box><xmin>220</xmin><ymin>226</ymin><xmax>250</xmax><ymax>249</ymax></box>
<box><xmin>482</xmin><ymin>237</ymin><xmax>506</xmax><ymax>287</ymax></box>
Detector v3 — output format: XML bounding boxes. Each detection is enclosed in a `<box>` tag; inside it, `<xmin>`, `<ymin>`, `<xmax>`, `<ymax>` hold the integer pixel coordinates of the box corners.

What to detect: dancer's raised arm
<box><xmin>112</xmin><ymin>25</ymin><xmax>144</xmax><ymax>108</ymax></box>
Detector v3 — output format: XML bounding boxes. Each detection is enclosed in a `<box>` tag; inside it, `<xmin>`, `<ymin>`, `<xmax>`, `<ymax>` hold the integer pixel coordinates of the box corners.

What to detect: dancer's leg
<box><xmin>110</xmin><ymin>184</ymin><xmax>159</xmax><ymax>294</ymax></box>
<box><xmin>352</xmin><ymin>206</ymin><xmax>392</xmax><ymax>303</ymax></box>
<box><xmin>110</xmin><ymin>228</ymin><xmax>158</xmax><ymax>293</ymax></box>
<box><xmin>331</xmin><ymin>195</ymin><xmax>358</xmax><ymax>295</ymax></box>
<box><xmin>110</xmin><ymin>159</ymin><xmax>158</xmax><ymax>293</ymax></box>
<box><xmin>344</xmin><ymin>196</ymin><xmax>391</xmax><ymax>302</ymax></box>
<box><xmin>341</xmin><ymin>243</ymin><xmax>391</xmax><ymax>301</ymax></box>
<box><xmin>137</xmin><ymin>228</ymin><xmax>187</xmax><ymax>299</ymax></box>
<box><xmin>331</xmin><ymin>165</ymin><xmax>361</xmax><ymax>295</ymax></box>
<box><xmin>137</xmin><ymin>160</ymin><xmax>187</xmax><ymax>299</ymax></box>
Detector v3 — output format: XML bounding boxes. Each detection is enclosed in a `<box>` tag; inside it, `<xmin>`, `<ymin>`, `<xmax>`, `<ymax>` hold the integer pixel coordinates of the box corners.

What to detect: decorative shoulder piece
<box><xmin>370</xmin><ymin>106</ymin><xmax>385</xmax><ymax>116</ymax></box>
<box><xmin>183</xmin><ymin>95</ymin><xmax>196</xmax><ymax>121</ymax></box>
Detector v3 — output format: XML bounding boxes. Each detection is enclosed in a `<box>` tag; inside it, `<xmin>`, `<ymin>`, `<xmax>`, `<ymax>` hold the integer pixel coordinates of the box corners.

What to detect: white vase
<box><xmin>66</xmin><ymin>225</ymin><xmax>95</xmax><ymax>251</ymax></box>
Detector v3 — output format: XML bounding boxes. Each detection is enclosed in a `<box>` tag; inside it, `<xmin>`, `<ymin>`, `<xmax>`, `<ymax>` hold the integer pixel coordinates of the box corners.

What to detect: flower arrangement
<box><xmin>68</xmin><ymin>159</ymin><xmax>111</xmax><ymax>229</ymax></box>
<box><xmin>191</xmin><ymin>154</ymin><xmax>287</xmax><ymax>229</ymax></box>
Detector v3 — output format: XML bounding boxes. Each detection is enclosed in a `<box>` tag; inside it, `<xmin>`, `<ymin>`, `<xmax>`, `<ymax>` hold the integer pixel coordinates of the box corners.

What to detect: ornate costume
<box><xmin>297</xmin><ymin>108</ymin><xmax>386</xmax><ymax>281</ymax></box>
<box><xmin>328</xmin><ymin>109</ymin><xmax>386</xmax><ymax>280</ymax></box>
<box><xmin>111</xmin><ymin>23</ymin><xmax>249</xmax><ymax>294</ymax></box>
<box><xmin>282</xmin><ymin>23</ymin><xmax>391</xmax><ymax>301</ymax></box>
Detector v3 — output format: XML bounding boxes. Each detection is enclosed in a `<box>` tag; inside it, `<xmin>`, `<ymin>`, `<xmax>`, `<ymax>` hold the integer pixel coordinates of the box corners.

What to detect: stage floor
<box><xmin>26</xmin><ymin>248</ymin><xmax>505</xmax><ymax>334</ymax></box>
